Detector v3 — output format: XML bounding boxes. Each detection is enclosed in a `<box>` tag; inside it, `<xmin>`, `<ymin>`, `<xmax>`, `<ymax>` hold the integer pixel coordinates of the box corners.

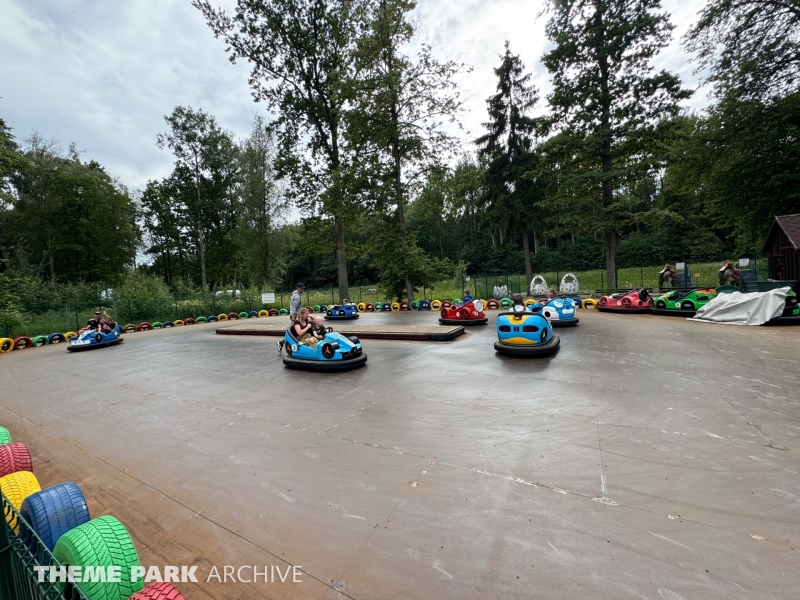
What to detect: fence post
<box><xmin>600</xmin><ymin>270</ymin><xmax>604</xmax><ymax>291</ymax></box>
<box><xmin>65</xmin><ymin>303</ymin><xmax>70</xmax><ymax>331</ymax></box>
<box><xmin>640</xmin><ymin>267</ymin><xmax>644</xmax><ymax>288</ymax></box>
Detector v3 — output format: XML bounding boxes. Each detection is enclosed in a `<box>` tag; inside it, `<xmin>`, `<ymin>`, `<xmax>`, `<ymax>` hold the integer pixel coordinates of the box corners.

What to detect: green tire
<box><xmin>152</xmin><ymin>322</ymin><xmax>163</xmax><ymax>329</ymax></box>
<box><xmin>313</xmin><ymin>304</ymin><xmax>321</xmax><ymax>313</ymax></box>
<box><xmin>196</xmin><ymin>316</ymin><xmax>207</xmax><ymax>323</ymax></box>
<box><xmin>238</xmin><ymin>311</ymin><xmax>248</xmax><ymax>319</ymax></box>
<box><xmin>499</xmin><ymin>297</ymin><xmax>512</xmax><ymax>309</ymax></box>
<box><xmin>452</xmin><ymin>298</ymin><xmax>462</xmax><ymax>305</ymax></box>
<box><xmin>0</xmin><ymin>426</ymin><xmax>10</xmax><ymax>445</ymax></box>
<box><xmin>410</xmin><ymin>301</ymin><xmax>419</xmax><ymax>310</ymax></box>
<box><xmin>53</xmin><ymin>516</ymin><xmax>144</xmax><ymax>600</ymax></box>
<box><xmin>278</xmin><ymin>308</ymin><xmax>288</xmax><ymax>315</ymax></box>
<box><xmin>32</xmin><ymin>335</ymin><xmax>49</xmax><ymax>347</ymax></box>
<box><xmin>374</xmin><ymin>302</ymin><xmax>383</xmax><ymax>312</ymax></box>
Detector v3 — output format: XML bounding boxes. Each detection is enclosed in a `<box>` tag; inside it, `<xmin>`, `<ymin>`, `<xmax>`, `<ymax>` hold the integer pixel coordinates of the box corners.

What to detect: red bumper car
<box><xmin>597</xmin><ymin>289</ymin><xmax>652</xmax><ymax>314</ymax></box>
<box><xmin>439</xmin><ymin>299</ymin><xmax>488</xmax><ymax>326</ymax></box>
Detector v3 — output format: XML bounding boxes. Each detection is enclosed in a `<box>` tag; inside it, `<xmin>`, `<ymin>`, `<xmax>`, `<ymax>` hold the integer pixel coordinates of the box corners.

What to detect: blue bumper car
<box><xmin>533</xmin><ymin>297</ymin><xmax>579</xmax><ymax>327</ymax></box>
<box><xmin>325</xmin><ymin>303</ymin><xmax>360</xmax><ymax>320</ymax></box>
<box><xmin>283</xmin><ymin>326</ymin><xmax>367</xmax><ymax>371</ymax></box>
<box><xmin>67</xmin><ymin>325</ymin><xmax>124</xmax><ymax>352</ymax></box>
<box><xmin>494</xmin><ymin>307</ymin><xmax>560</xmax><ymax>357</ymax></box>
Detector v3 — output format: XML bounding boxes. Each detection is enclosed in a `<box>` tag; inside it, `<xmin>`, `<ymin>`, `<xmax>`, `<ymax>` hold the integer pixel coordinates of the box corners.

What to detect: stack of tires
<box><xmin>0</xmin><ymin>424</ymin><xmax>187</xmax><ymax>599</ymax></box>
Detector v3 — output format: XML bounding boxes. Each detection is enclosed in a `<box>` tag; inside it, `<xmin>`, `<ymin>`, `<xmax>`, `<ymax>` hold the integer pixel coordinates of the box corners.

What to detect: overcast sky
<box><xmin>0</xmin><ymin>0</ymin><xmax>711</xmax><ymax>192</ymax></box>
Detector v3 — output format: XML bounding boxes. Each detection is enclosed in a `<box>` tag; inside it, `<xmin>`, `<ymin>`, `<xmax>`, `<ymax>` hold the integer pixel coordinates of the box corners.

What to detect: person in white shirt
<box><xmin>493</xmin><ymin>280</ymin><xmax>508</xmax><ymax>299</ymax></box>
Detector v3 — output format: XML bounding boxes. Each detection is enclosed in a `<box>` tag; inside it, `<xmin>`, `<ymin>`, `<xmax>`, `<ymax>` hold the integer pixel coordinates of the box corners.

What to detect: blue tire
<box><xmin>48</xmin><ymin>333</ymin><xmax>66</xmax><ymax>344</ymax></box>
<box><xmin>162</xmin><ymin>321</ymin><xmax>174</xmax><ymax>328</ymax></box>
<box><xmin>419</xmin><ymin>300</ymin><xmax>431</xmax><ymax>311</ymax></box>
<box><xmin>207</xmin><ymin>315</ymin><xmax>218</xmax><ymax>322</ymax></box>
<box><xmin>248</xmin><ymin>311</ymin><xmax>258</xmax><ymax>318</ymax></box>
<box><xmin>20</xmin><ymin>482</ymin><xmax>90</xmax><ymax>552</ymax></box>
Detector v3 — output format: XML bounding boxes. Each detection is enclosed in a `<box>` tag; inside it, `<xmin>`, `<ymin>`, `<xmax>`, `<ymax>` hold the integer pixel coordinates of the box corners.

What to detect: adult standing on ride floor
<box><xmin>278</xmin><ymin>282</ymin><xmax>306</xmax><ymax>354</ymax></box>
<box><xmin>493</xmin><ymin>280</ymin><xmax>508</xmax><ymax>300</ymax></box>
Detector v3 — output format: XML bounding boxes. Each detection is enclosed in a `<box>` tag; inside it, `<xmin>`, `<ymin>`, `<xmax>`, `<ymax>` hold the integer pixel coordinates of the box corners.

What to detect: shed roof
<box><xmin>763</xmin><ymin>214</ymin><xmax>800</xmax><ymax>252</ymax></box>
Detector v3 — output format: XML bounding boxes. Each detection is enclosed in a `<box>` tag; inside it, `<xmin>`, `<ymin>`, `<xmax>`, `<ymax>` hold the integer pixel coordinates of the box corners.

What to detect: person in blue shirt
<box><xmin>463</xmin><ymin>290</ymin><xmax>473</xmax><ymax>303</ymax></box>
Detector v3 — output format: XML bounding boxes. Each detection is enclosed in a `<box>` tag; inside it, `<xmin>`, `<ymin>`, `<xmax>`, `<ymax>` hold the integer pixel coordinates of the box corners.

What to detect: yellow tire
<box><xmin>582</xmin><ymin>298</ymin><xmax>598</xmax><ymax>309</ymax></box>
<box><xmin>357</xmin><ymin>303</ymin><xmax>367</xmax><ymax>312</ymax></box>
<box><xmin>524</xmin><ymin>299</ymin><xmax>537</xmax><ymax>307</ymax></box>
<box><xmin>431</xmin><ymin>300</ymin><xmax>442</xmax><ymax>310</ymax></box>
<box><xmin>64</xmin><ymin>332</ymin><xmax>77</xmax><ymax>341</ymax></box>
<box><xmin>0</xmin><ymin>471</ymin><xmax>41</xmax><ymax>531</ymax></box>
<box><xmin>390</xmin><ymin>302</ymin><xmax>401</xmax><ymax>312</ymax></box>
<box><xmin>258</xmin><ymin>310</ymin><xmax>268</xmax><ymax>317</ymax></box>
<box><xmin>217</xmin><ymin>313</ymin><xmax>228</xmax><ymax>321</ymax></box>
<box><xmin>0</xmin><ymin>338</ymin><xmax>14</xmax><ymax>353</ymax></box>
<box><xmin>174</xmin><ymin>320</ymin><xmax>184</xmax><ymax>326</ymax></box>
<box><xmin>124</xmin><ymin>324</ymin><xmax>136</xmax><ymax>333</ymax></box>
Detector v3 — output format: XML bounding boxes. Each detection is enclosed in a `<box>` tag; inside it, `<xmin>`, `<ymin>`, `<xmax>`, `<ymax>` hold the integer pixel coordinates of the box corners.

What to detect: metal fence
<box><xmin>0</xmin><ymin>492</ymin><xmax>88</xmax><ymax>600</ymax></box>
<box><xmin>5</xmin><ymin>258</ymin><xmax>769</xmax><ymax>338</ymax></box>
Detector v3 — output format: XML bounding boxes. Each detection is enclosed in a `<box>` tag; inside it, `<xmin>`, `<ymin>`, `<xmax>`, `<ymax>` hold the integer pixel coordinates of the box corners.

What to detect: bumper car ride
<box><xmin>439</xmin><ymin>299</ymin><xmax>488</xmax><ymax>326</ymax></box>
<box><xmin>597</xmin><ymin>289</ymin><xmax>652</xmax><ymax>313</ymax></box>
<box><xmin>283</xmin><ymin>328</ymin><xmax>367</xmax><ymax>371</ymax></box>
<box><xmin>651</xmin><ymin>288</ymin><xmax>716</xmax><ymax>317</ymax></box>
<box><xmin>494</xmin><ymin>310</ymin><xmax>560</xmax><ymax>357</ymax></box>
<box><xmin>67</xmin><ymin>325</ymin><xmax>124</xmax><ymax>352</ymax></box>
<box><xmin>534</xmin><ymin>297</ymin><xmax>579</xmax><ymax>327</ymax></box>
<box><xmin>324</xmin><ymin>303</ymin><xmax>360</xmax><ymax>320</ymax></box>
<box><xmin>767</xmin><ymin>290</ymin><xmax>800</xmax><ymax>325</ymax></box>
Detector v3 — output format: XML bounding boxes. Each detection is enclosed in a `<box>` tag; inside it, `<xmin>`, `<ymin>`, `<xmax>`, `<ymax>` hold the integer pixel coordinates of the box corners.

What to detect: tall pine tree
<box><xmin>476</xmin><ymin>41</ymin><xmax>541</xmax><ymax>292</ymax></box>
<box><xmin>542</xmin><ymin>0</ymin><xmax>690</xmax><ymax>289</ymax></box>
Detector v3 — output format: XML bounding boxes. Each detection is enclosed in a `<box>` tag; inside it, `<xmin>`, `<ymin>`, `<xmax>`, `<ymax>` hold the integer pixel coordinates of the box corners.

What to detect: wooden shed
<box><xmin>762</xmin><ymin>214</ymin><xmax>800</xmax><ymax>282</ymax></box>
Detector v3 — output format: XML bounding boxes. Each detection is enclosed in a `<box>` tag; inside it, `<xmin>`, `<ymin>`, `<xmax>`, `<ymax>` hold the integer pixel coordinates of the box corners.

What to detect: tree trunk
<box><xmin>334</xmin><ymin>216</ymin><xmax>349</xmax><ymax>302</ymax></box>
<box><xmin>605</xmin><ymin>228</ymin><xmax>617</xmax><ymax>290</ymax></box>
<box><xmin>522</xmin><ymin>229</ymin><xmax>533</xmax><ymax>294</ymax></box>
<box><xmin>532</xmin><ymin>229</ymin><xmax>539</xmax><ymax>254</ymax></box>
<box><xmin>193</xmin><ymin>162</ymin><xmax>208</xmax><ymax>291</ymax></box>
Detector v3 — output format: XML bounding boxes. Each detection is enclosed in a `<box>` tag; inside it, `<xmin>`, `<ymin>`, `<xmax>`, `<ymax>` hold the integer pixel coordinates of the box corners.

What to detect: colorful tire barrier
<box><xmin>0</xmin><ymin>471</ymin><xmax>41</xmax><ymax>530</ymax></box>
<box><xmin>217</xmin><ymin>313</ymin><xmax>228</xmax><ymax>321</ymax></box>
<box><xmin>13</xmin><ymin>336</ymin><xmax>32</xmax><ymax>350</ymax></box>
<box><xmin>410</xmin><ymin>301</ymin><xmax>419</xmax><ymax>310</ymax></box>
<box><xmin>400</xmin><ymin>301</ymin><xmax>410</xmax><ymax>311</ymax></box>
<box><xmin>269</xmin><ymin>308</ymin><xmax>279</xmax><ymax>316</ymax></box>
<box><xmin>136</xmin><ymin>322</ymin><xmax>152</xmax><ymax>332</ymax></box>
<box><xmin>184</xmin><ymin>318</ymin><xmax>195</xmax><ymax>325</ymax></box>
<box><xmin>248</xmin><ymin>311</ymin><xmax>258</xmax><ymax>318</ymax></box>
<box><xmin>238</xmin><ymin>312</ymin><xmax>248</xmax><ymax>319</ymax></box>
<box><xmin>173</xmin><ymin>320</ymin><xmax>184</xmax><ymax>327</ymax></box>
<box><xmin>48</xmin><ymin>333</ymin><xmax>66</xmax><ymax>344</ymax></box>
<box><xmin>374</xmin><ymin>302</ymin><xmax>383</xmax><ymax>312</ymax></box>
<box><xmin>391</xmin><ymin>302</ymin><xmax>401</xmax><ymax>312</ymax></box>
<box><xmin>0</xmin><ymin>338</ymin><xmax>15</xmax><ymax>352</ymax></box>
<box><xmin>0</xmin><ymin>442</ymin><xmax>32</xmax><ymax>478</ymax></box>
<box><xmin>524</xmin><ymin>298</ymin><xmax>538</xmax><ymax>307</ymax></box>
<box><xmin>314</xmin><ymin>305</ymin><xmax>322</xmax><ymax>313</ymax></box>
<box><xmin>486</xmin><ymin>299</ymin><xmax>499</xmax><ymax>310</ymax></box>
<box><xmin>228</xmin><ymin>312</ymin><xmax>240</xmax><ymax>320</ymax></box>
<box><xmin>0</xmin><ymin>427</ymin><xmax>10</xmax><ymax>444</ymax></box>
<box><xmin>366</xmin><ymin>303</ymin><xmax>374</xmax><ymax>312</ymax></box>
<box><xmin>431</xmin><ymin>300</ymin><xmax>442</xmax><ymax>310</ymax></box>
<box><xmin>207</xmin><ymin>316</ymin><xmax>218</xmax><ymax>322</ymax></box>
<box><xmin>64</xmin><ymin>332</ymin><xmax>77</xmax><ymax>341</ymax></box>
<box><xmin>278</xmin><ymin>308</ymin><xmax>288</xmax><ymax>315</ymax></box>
<box><xmin>31</xmin><ymin>335</ymin><xmax>49</xmax><ymax>347</ymax></box>
<box><xmin>130</xmin><ymin>582</ymin><xmax>187</xmax><ymax>600</ymax></box>
<box><xmin>452</xmin><ymin>298</ymin><xmax>462</xmax><ymax>305</ymax></box>
<box><xmin>357</xmin><ymin>303</ymin><xmax>366</xmax><ymax>312</ymax></box>
<box><xmin>441</xmin><ymin>301</ymin><xmax>452</xmax><ymax>309</ymax></box>
<box><xmin>162</xmin><ymin>321</ymin><xmax>174</xmax><ymax>328</ymax></box>
<box><xmin>196</xmin><ymin>316</ymin><xmax>208</xmax><ymax>323</ymax></box>
<box><xmin>258</xmin><ymin>310</ymin><xmax>269</xmax><ymax>318</ymax></box>
<box><xmin>54</xmin><ymin>516</ymin><xmax>144</xmax><ymax>600</ymax></box>
<box><xmin>499</xmin><ymin>297</ymin><xmax>512</xmax><ymax>309</ymax></box>
<box><xmin>20</xmin><ymin>482</ymin><xmax>90</xmax><ymax>552</ymax></box>
<box><xmin>420</xmin><ymin>300</ymin><xmax>431</xmax><ymax>310</ymax></box>
<box><xmin>152</xmin><ymin>322</ymin><xmax>163</xmax><ymax>329</ymax></box>
<box><xmin>582</xmin><ymin>298</ymin><xmax>598</xmax><ymax>309</ymax></box>
<box><xmin>124</xmin><ymin>324</ymin><xmax>137</xmax><ymax>333</ymax></box>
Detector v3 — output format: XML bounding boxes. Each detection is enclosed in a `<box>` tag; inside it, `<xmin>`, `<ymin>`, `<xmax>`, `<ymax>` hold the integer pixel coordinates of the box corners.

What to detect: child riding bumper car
<box><xmin>534</xmin><ymin>297</ymin><xmax>580</xmax><ymax>327</ymax></box>
<box><xmin>651</xmin><ymin>288</ymin><xmax>716</xmax><ymax>317</ymax></box>
<box><xmin>325</xmin><ymin>303</ymin><xmax>360</xmax><ymax>320</ymax></box>
<box><xmin>67</xmin><ymin>325</ymin><xmax>124</xmax><ymax>352</ymax></box>
<box><xmin>439</xmin><ymin>299</ymin><xmax>488</xmax><ymax>326</ymax></box>
<box><xmin>494</xmin><ymin>307</ymin><xmax>560</xmax><ymax>357</ymax></box>
<box><xmin>283</xmin><ymin>326</ymin><xmax>367</xmax><ymax>371</ymax></box>
<box><xmin>597</xmin><ymin>289</ymin><xmax>652</xmax><ymax>314</ymax></box>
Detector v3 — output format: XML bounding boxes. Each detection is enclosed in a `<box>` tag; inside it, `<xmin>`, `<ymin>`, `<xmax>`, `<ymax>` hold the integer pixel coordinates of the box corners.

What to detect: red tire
<box><xmin>268</xmin><ymin>308</ymin><xmax>279</xmax><ymax>316</ymax></box>
<box><xmin>136</xmin><ymin>322</ymin><xmax>152</xmax><ymax>332</ymax></box>
<box><xmin>441</xmin><ymin>301</ymin><xmax>452</xmax><ymax>309</ymax></box>
<box><xmin>183</xmin><ymin>318</ymin><xmax>195</xmax><ymax>325</ymax></box>
<box><xmin>366</xmin><ymin>303</ymin><xmax>374</xmax><ymax>312</ymax></box>
<box><xmin>487</xmin><ymin>299</ymin><xmax>499</xmax><ymax>310</ymax></box>
<box><xmin>227</xmin><ymin>312</ymin><xmax>239</xmax><ymax>320</ymax></box>
<box><xmin>400</xmin><ymin>301</ymin><xmax>410</xmax><ymax>311</ymax></box>
<box><xmin>0</xmin><ymin>442</ymin><xmax>33</xmax><ymax>478</ymax></box>
<box><xmin>12</xmin><ymin>337</ymin><xmax>32</xmax><ymax>350</ymax></box>
<box><xmin>129</xmin><ymin>582</ymin><xmax>186</xmax><ymax>600</ymax></box>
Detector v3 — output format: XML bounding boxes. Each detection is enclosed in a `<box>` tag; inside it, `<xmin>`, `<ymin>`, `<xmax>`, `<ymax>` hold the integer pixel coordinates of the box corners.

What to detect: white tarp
<box><xmin>690</xmin><ymin>287</ymin><xmax>790</xmax><ymax>326</ymax></box>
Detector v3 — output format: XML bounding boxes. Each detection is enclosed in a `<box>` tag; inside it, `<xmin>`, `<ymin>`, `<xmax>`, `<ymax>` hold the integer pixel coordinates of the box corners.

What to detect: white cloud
<box><xmin>0</xmin><ymin>0</ymin><xmax>710</xmax><ymax>191</ymax></box>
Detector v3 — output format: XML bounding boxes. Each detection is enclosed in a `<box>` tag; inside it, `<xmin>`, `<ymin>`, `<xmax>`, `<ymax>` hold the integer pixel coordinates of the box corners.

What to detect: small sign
<box><xmin>261</xmin><ymin>293</ymin><xmax>275</xmax><ymax>304</ymax></box>
<box><xmin>675</xmin><ymin>262</ymin><xmax>685</xmax><ymax>270</ymax></box>
<box><xmin>738</xmin><ymin>258</ymin><xmax>750</xmax><ymax>267</ymax></box>
<box><xmin>465</xmin><ymin>275</ymin><xmax>470</xmax><ymax>282</ymax></box>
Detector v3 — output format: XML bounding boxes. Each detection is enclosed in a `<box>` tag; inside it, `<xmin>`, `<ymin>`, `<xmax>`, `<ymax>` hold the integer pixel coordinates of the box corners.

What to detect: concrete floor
<box><xmin>0</xmin><ymin>310</ymin><xmax>798</xmax><ymax>600</ymax></box>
